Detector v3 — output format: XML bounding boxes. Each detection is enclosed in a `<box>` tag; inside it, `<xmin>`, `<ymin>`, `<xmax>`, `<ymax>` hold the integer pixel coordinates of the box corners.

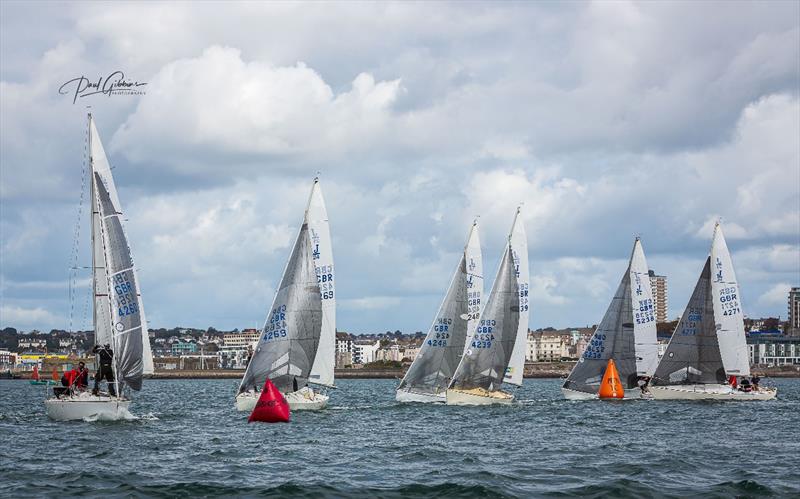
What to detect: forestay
<box><xmin>710</xmin><ymin>223</ymin><xmax>750</xmax><ymax>377</ymax></box>
<box><xmin>397</xmin><ymin>255</ymin><xmax>469</xmax><ymax>395</ymax></box>
<box><xmin>450</xmin><ymin>246</ymin><xmax>520</xmax><ymax>391</ymax></box>
<box><xmin>238</xmin><ymin>224</ymin><xmax>322</xmax><ymax>393</ymax></box>
<box><xmin>306</xmin><ymin>179</ymin><xmax>335</xmax><ymax>387</ymax></box>
<box><xmin>504</xmin><ymin>208</ymin><xmax>528</xmax><ymax>386</ymax></box>
<box><xmin>653</xmin><ymin>258</ymin><xmax>726</xmax><ymax>385</ymax></box>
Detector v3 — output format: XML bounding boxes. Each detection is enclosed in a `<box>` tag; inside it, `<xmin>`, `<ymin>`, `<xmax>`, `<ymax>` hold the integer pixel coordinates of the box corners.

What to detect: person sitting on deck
<box><xmin>92</xmin><ymin>344</ymin><xmax>116</xmax><ymax>397</ymax></box>
<box><xmin>75</xmin><ymin>362</ymin><xmax>89</xmax><ymax>391</ymax></box>
<box><xmin>637</xmin><ymin>376</ymin><xmax>651</xmax><ymax>395</ymax></box>
<box><xmin>739</xmin><ymin>377</ymin><xmax>752</xmax><ymax>392</ymax></box>
<box><xmin>751</xmin><ymin>375</ymin><xmax>760</xmax><ymax>391</ymax></box>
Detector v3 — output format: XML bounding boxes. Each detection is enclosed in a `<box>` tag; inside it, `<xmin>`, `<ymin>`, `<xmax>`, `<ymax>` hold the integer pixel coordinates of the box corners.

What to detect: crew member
<box><xmin>74</xmin><ymin>362</ymin><xmax>89</xmax><ymax>391</ymax></box>
<box><xmin>92</xmin><ymin>344</ymin><xmax>116</xmax><ymax>396</ymax></box>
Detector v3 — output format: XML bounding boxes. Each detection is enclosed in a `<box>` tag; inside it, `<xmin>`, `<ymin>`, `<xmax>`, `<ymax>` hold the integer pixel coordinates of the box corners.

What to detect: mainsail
<box><xmin>306</xmin><ymin>178</ymin><xmax>335</xmax><ymax>387</ymax></box>
<box><xmin>653</xmin><ymin>258</ymin><xmax>725</xmax><ymax>384</ymax></box>
<box><xmin>503</xmin><ymin>207</ymin><xmax>528</xmax><ymax>386</ymax></box>
<box><xmin>89</xmin><ymin>115</ymin><xmax>152</xmax><ymax>390</ymax></box>
<box><xmin>238</xmin><ymin>223</ymin><xmax>323</xmax><ymax>393</ymax></box>
<box><xmin>449</xmin><ymin>245</ymin><xmax>520</xmax><ymax>392</ymax></box>
<box><xmin>398</xmin><ymin>222</ymin><xmax>481</xmax><ymax>396</ymax></box>
<box><xmin>563</xmin><ymin>238</ymin><xmax>657</xmax><ymax>394</ymax></box>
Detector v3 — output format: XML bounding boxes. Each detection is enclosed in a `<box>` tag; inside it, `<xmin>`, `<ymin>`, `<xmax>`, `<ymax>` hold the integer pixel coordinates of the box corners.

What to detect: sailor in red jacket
<box><xmin>60</xmin><ymin>362</ymin><xmax>89</xmax><ymax>396</ymax></box>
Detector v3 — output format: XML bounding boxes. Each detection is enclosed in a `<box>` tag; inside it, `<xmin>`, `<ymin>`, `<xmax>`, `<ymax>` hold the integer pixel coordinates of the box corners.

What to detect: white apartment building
<box><xmin>526</xmin><ymin>331</ymin><xmax>538</xmax><ymax>362</ymax></box>
<box><xmin>223</xmin><ymin>329</ymin><xmax>261</xmax><ymax>348</ymax></box>
<box><xmin>352</xmin><ymin>340</ymin><xmax>380</xmax><ymax>364</ymax></box>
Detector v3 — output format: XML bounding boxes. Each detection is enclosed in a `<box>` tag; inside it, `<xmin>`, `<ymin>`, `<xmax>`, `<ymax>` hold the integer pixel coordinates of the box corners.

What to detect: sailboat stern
<box><xmin>445</xmin><ymin>387</ymin><xmax>514</xmax><ymax>406</ymax></box>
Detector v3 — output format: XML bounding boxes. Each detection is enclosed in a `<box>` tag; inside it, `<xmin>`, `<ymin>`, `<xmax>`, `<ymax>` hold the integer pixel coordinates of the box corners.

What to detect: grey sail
<box><xmin>653</xmin><ymin>258</ymin><xmax>726</xmax><ymax>385</ymax></box>
<box><xmin>94</xmin><ymin>172</ymin><xmax>145</xmax><ymax>391</ymax></box>
<box><xmin>92</xmin><ymin>194</ymin><xmax>113</xmax><ymax>349</ymax></box>
<box><xmin>398</xmin><ymin>255</ymin><xmax>469</xmax><ymax>395</ymax></box>
<box><xmin>563</xmin><ymin>268</ymin><xmax>637</xmax><ymax>393</ymax></box>
<box><xmin>450</xmin><ymin>246</ymin><xmax>520</xmax><ymax>391</ymax></box>
<box><xmin>238</xmin><ymin>224</ymin><xmax>322</xmax><ymax>393</ymax></box>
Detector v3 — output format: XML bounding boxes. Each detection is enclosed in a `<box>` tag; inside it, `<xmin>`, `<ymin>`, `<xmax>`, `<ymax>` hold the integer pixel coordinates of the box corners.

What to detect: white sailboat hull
<box><xmin>561</xmin><ymin>386</ymin><xmax>646</xmax><ymax>400</ymax></box>
<box><xmin>45</xmin><ymin>393</ymin><xmax>131</xmax><ymax>421</ymax></box>
<box><xmin>650</xmin><ymin>384</ymin><xmax>777</xmax><ymax>401</ymax></box>
<box><xmin>235</xmin><ymin>387</ymin><xmax>329</xmax><ymax>412</ymax></box>
<box><xmin>445</xmin><ymin>388</ymin><xmax>514</xmax><ymax>406</ymax></box>
<box><xmin>395</xmin><ymin>389</ymin><xmax>445</xmax><ymax>404</ymax></box>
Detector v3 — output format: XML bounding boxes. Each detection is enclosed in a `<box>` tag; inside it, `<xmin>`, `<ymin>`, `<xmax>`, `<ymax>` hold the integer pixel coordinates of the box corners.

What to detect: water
<box><xmin>2</xmin><ymin>378</ymin><xmax>799</xmax><ymax>498</ymax></box>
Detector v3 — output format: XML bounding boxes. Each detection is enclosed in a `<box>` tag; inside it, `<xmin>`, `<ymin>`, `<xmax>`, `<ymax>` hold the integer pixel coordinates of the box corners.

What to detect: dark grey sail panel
<box><xmin>562</xmin><ymin>270</ymin><xmax>638</xmax><ymax>394</ymax></box>
<box><xmin>239</xmin><ymin>224</ymin><xmax>322</xmax><ymax>393</ymax></box>
<box><xmin>450</xmin><ymin>246</ymin><xmax>520</xmax><ymax>391</ymax></box>
<box><xmin>398</xmin><ymin>256</ymin><xmax>469</xmax><ymax>395</ymax></box>
<box><xmin>94</xmin><ymin>173</ymin><xmax>144</xmax><ymax>391</ymax></box>
<box><xmin>653</xmin><ymin>258</ymin><xmax>725</xmax><ymax>385</ymax></box>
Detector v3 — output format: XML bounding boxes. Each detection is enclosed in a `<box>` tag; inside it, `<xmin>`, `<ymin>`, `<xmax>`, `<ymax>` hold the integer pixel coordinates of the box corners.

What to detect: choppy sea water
<box><xmin>1</xmin><ymin>378</ymin><xmax>799</xmax><ymax>498</ymax></box>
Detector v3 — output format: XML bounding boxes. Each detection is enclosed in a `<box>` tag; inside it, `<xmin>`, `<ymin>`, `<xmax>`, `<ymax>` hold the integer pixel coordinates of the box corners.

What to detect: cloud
<box><xmin>757</xmin><ymin>282</ymin><xmax>793</xmax><ymax>307</ymax></box>
<box><xmin>0</xmin><ymin>305</ymin><xmax>61</xmax><ymax>330</ymax></box>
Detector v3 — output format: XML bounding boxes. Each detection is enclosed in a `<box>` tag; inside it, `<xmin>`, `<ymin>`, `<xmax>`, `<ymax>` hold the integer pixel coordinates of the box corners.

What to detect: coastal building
<box><xmin>223</xmin><ymin>329</ymin><xmax>261</xmax><ymax>348</ymax></box>
<box><xmin>335</xmin><ymin>350</ymin><xmax>353</xmax><ymax>369</ymax></box>
<box><xmin>649</xmin><ymin>270</ymin><xmax>668</xmax><ymax>323</ymax></box>
<box><xmin>525</xmin><ymin>331</ymin><xmax>538</xmax><ymax>362</ymax></box>
<box><xmin>748</xmin><ymin>336</ymin><xmax>800</xmax><ymax>366</ymax></box>
<box><xmin>352</xmin><ymin>340</ymin><xmax>380</xmax><ymax>364</ymax></box>
<box><xmin>0</xmin><ymin>350</ymin><xmax>14</xmax><ymax>370</ymax></box>
<box><xmin>402</xmin><ymin>346</ymin><xmax>420</xmax><ymax>362</ymax></box>
<box><xmin>171</xmin><ymin>340</ymin><xmax>198</xmax><ymax>356</ymax></box>
<box><xmin>538</xmin><ymin>332</ymin><xmax>570</xmax><ymax>361</ymax></box>
<box><xmin>18</xmin><ymin>338</ymin><xmax>47</xmax><ymax>351</ymax></box>
<box><xmin>789</xmin><ymin>287</ymin><xmax>800</xmax><ymax>335</ymax></box>
<box><xmin>376</xmin><ymin>344</ymin><xmax>402</xmax><ymax>362</ymax></box>
<box><xmin>335</xmin><ymin>332</ymin><xmax>353</xmax><ymax>354</ymax></box>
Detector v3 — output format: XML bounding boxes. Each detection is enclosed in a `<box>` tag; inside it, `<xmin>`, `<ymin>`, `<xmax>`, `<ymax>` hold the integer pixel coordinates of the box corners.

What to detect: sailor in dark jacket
<box><xmin>92</xmin><ymin>344</ymin><xmax>116</xmax><ymax>396</ymax></box>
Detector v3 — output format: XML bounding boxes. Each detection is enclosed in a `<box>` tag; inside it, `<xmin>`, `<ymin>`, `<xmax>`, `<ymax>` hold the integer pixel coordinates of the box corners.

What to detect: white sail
<box><xmin>710</xmin><ymin>223</ymin><xmax>750</xmax><ymax>376</ymax></box>
<box><xmin>629</xmin><ymin>238</ymin><xmax>658</xmax><ymax>376</ymax></box>
<box><xmin>306</xmin><ymin>178</ymin><xmax>335</xmax><ymax>387</ymax></box>
<box><xmin>90</xmin><ymin>116</ymin><xmax>152</xmax><ymax>390</ymax></box>
<box><xmin>503</xmin><ymin>207</ymin><xmax>528</xmax><ymax>386</ymax></box>
<box><xmin>464</xmin><ymin>220</ymin><xmax>484</xmax><ymax>351</ymax></box>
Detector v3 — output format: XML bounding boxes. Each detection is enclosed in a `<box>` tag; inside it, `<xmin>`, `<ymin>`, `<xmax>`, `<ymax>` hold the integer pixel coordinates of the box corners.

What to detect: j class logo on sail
<box><xmin>311</xmin><ymin>230</ymin><xmax>321</xmax><ymax>260</ymax></box>
<box><xmin>471</xmin><ymin>320</ymin><xmax>496</xmax><ymax>349</ymax></box>
<box><xmin>263</xmin><ymin>305</ymin><xmax>288</xmax><ymax>341</ymax></box>
<box><xmin>719</xmin><ymin>287</ymin><xmax>740</xmax><ymax>316</ymax></box>
<box><xmin>113</xmin><ymin>274</ymin><xmax>138</xmax><ymax>317</ymax></box>
<box><xmin>634</xmin><ymin>272</ymin><xmax>643</xmax><ymax>296</ymax></box>
<box><xmin>316</xmin><ymin>265</ymin><xmax>334</xmax><ymax>300</ymax></box>
<box><xmin>681</xmin><ymin>309</ymin><xmax>702</xmax><ymax>335</ymax></box>
<box><xmin>635</xmin><ymin>298</ymin><xmax>655</xmax><ymax>324</ymax></box>
<box><xmin>468</xmin><ymin>258</ymin><xmax>477</xmax><ymax>272</ymax></box>
<box><xmin>427</xmin><ymin>318</ymin><xmax>452</xmax><ymax>347</ymax></box>
<box><xmin>714</xmin><ymin>257</ymin><xmax>724</xmax><ymax>283</ymax></box>
<box><xmin>583</xmin><ymin>334</ymin><xmax>607</xmax><ymax>359</ymax></box>
<box><xmin>512</xmin><ymin>251</ymin><xmax>521</xmax><ymax>278</ymax></box>
<box><xmin>519</xmin><ymin>283</ymin><xmax>529</xmax><ymax>312</ymax></box>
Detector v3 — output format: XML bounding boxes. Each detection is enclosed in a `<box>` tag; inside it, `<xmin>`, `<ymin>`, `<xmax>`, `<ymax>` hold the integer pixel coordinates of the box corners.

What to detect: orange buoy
<box><xmin>248</xmin><ymin>379</ymin><xmax>290</xmax><ymax>423</ymax></box>
<box><xmin>598</xmin><ymin>359</ymin><xmax>624</xmax><ymax>399</ymax></box>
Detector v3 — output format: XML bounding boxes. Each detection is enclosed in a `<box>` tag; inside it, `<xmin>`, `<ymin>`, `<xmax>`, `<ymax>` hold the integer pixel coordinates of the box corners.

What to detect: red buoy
<box><xmin>248</xmin><ymin>379</ymin><xmax>290</xmax><ymax>423</ymax></box>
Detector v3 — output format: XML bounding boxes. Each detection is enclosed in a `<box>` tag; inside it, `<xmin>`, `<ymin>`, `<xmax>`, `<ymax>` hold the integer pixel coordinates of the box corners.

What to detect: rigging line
<box><xmin>68</xmin><ymin>125</ymin><xmax>90</xmax><ymax>335</ymax></box>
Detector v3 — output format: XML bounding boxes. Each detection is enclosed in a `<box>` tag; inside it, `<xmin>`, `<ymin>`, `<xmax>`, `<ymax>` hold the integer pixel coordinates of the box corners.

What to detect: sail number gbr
<box><xmin>317</xmin><ymin>265</ymin><xmax>334</xmax><ymax>300</ymax></box>
<box><xmin>471</xmin><ymin>319</ymin><xmax>496</xmax><ymax>349</ymax></box>
<box><xmin>113</xmin><ymin>273</ymin><xmax>138</xmax><ymax>318</ymax></box>
<box><xmin>718</xmin><ymin>287</ymin><xmax>740</xmax><ymax>316</ymax></box>
<box><xmin>263</xmin><ymin>304</ymin><xmax>287</xmax><ymax>341</ymax></box>
<box><xmin>427</xmin><ymin>318</ymin><xmax>452</xmax><ymax>347</ymax></box>
<box><xmin>583</xmin><ymin>333</ymin><xmax>607</xmax><ymax>359</ymax></box>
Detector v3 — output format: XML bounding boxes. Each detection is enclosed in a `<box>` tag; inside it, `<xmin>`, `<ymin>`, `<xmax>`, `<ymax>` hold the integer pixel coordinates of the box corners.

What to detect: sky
<box><xmin>0</xmin><ymin>1</ymin><xmax>798</xmax><ymax>335</ymax></box>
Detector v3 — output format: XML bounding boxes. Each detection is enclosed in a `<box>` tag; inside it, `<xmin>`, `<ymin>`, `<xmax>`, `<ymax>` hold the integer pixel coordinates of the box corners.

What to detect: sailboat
<box><xmin>235</xmin><ymin>178</ymin><xmax>334</xmax><ymax>411</ymax></box>
<box><xmin>45</xmin><ymin>114</ymin><xmax>154</xmax><ymax>421</ymax></box>
<box><xmin>650</xmin><ymin>222</ymin><xmax>776</xmax><ymax>400</ymax></box>
<box><xmin>30</xmin><ymin>365</ymin><xmax>57</xmax><ymax>386</ymax></box>
<box><xmin>396</xmin><ymin>220</ymin><xmax>484</xmax><ymax>403</ymax></box>
<box><xmin>503</xmin><ymin>207</ymin><xmax>529</xmax><ymax>388</ymax></box>
<box><xmin>561</xmin><ymin>237</ymin><xmax>659</xmax><ymax>400</ymax></box>
<box><xmin>446</xmin><ymin>208</ymin><xmax>526</xmax><ymax>406</ymax></box>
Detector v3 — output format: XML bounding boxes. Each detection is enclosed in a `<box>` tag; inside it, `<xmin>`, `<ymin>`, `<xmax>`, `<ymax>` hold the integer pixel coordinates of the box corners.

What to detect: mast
<box><xmin>89</xmin><ymin>113</ymin><xmax>96</xmax><ymax>347</ymax></box>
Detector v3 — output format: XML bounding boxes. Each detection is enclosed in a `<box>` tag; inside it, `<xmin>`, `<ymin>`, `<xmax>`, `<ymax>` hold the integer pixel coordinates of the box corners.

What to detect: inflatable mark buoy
<box><xmin>248</xmin><ymin>379</ymin><xmax>290</xmax><ymax>423</ymax></box>
<box><xmin>598</xmin><ymin>359</ymin><xmax>624</xmax><ymax>399</ymax></box>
